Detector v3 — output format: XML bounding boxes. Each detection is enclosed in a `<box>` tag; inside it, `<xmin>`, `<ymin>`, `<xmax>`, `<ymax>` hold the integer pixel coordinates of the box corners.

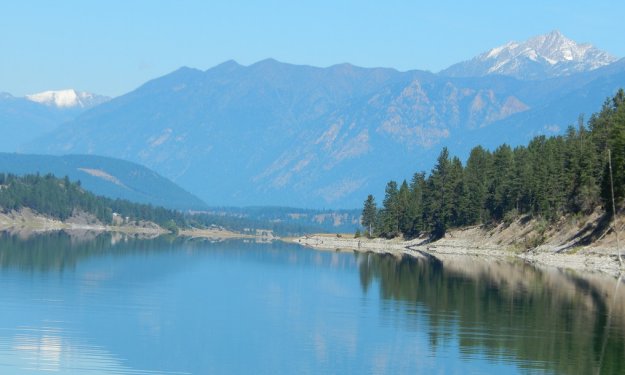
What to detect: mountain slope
<box><xmin>441</xmin><ymin>30</ymin><xmax>616</xmax><ymax>80</ymax></box>
<box><xmin>26</xmin><ymin>60</ymin><xmax>535</xmax><ymax>207</ymax></box>
<box><xmin>0</xmin><ymin>153</ymin><xmax>208</xmax><ymax>211</ymax></box>
<box><xmin>0</xmin><ymin>90</ymin><xmax>109</xmax><ymax>152</ymax></box>
<box><xmin>0</xmin><ymin>94</ymin><xmax>78</xmax><ymax>152</ymax></box>
<box><xmin>456</xmin><ymin>58</ymin><xmax>625</xmax><ymax>152</ymax></box>
<box><xmin>25</xmin><ymin>57</ymin><xmax>625</xmax><ymax>208</ymax></box>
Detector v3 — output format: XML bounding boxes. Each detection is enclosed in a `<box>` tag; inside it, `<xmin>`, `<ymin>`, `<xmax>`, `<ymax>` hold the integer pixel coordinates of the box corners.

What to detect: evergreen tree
<box><xmin>406</xmin><ymin>172</ymin><xmax>426</xmax><ymax>237</ymax></box>
<box><xmin>398</xmin><ymin>180</ymin><xmax>412</xmax><ymax>235</ymax></box>
<box><xmin>380</xmin><ymin>181</ymin><xmax>400</xmax><ymax>238</ymax></box>
<box><xmin>362</xmin><ymin>89</ymin><xmax>625</xmax><ymax>239</ymax></box>
<box><xmin>600</xmin><ymin>89</ymin><xmax>625</xmax><ymax>212</ymax></box>
<box><xmin>487</xmin><ymin>144</ymin><xmax>515</xmax><ymax>220</ymax></box>
<box><xmin>361</xmin><ymin>195</ymin><xmax>377</xmax><ymax>237</ymax></box>
<box><xmin>428</xmin><ymin>148</ymin><xmax>452</xmax><ymax>239</ymax></box>
<box><xmin>464</xmin><ymin>146</ymin><xmax>492</xmax><ymax>224</ymax></box>
<box><xmin>449</xmin><ymin>156</ymin><xmax>466</xmax><ymax>226</ymax></box>
<box><xmin>511</xmin><ymin>146</ymin><xmax>532</xmax><ymax>214</ymax></box>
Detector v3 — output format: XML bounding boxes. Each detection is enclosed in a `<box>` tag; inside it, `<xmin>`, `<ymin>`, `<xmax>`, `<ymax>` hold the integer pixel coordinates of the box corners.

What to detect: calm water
<box><xmin>0</xmin><ymin>232</ymin><xmax>623</xmax><ymax>374</ymax></box>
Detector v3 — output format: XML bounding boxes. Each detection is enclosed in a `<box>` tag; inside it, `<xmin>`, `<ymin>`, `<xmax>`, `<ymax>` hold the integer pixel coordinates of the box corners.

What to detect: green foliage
<box><xmin>464</xmin><ymin>146</ymin><xmax>492</xmax><ymax>224</ymax></box>
<box><xmin>597</xmin><ymin>89</ymin><xmax>625</xmax><ymax>214</ymax></box>
<box><xmin>502</xmin><ymin>209</ymin><xmax>519</xmax><ymax>226</ymax></box>
<box><xmin>357</xmin><ymin>253</ymin><xmax>625</xmax><ymax>375</ymax></box>
<box><xmin>0</xmin><ymin>174</ymin><xmax>342</xmax><ymax>236</ymax></box>
<box><xmin>163</xmin><ymin>219</ymin><xmax>179</xmax><ymax>235</ymax></box>
<box><xmin>378</xmin><ymin>181</ymin><xmax>400</xmax><ymax>238</ymax></box>
<box><xmin>362</xmin><ymin>89</ymin><xmax>625</xmax><ymax>239</ymax></box>
<box><xmin>361</xmin><ymin>195</ymin><xmax>377</xmax><ymax>237</ymax></box>
<box><xmin>0</xmin><ymin>173</ymin><xmax>187</xmax><ymax>228</ymax></box>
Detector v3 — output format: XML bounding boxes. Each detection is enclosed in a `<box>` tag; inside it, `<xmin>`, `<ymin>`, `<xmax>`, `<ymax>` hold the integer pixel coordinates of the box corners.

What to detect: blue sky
<box><xmin>1</xmin><ymin>0</ymin><xmax>623</xmax><ymax>97</ymax></box>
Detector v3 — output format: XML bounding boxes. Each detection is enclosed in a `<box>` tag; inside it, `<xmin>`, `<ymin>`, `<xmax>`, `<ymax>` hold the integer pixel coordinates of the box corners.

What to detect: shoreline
<box><xmin>0</xmin><ymin>208</ymin><xmax>274</xmax><ymax>241</ymax></box>
<box><xmin>294</xmin><ymin>227</ymin><xmax>625</xmax><ymax>278</ymax></box>
<box><xmin>4</xmin><ymin>208</ymin><xmax>624</xmax><ymax>276</ymax></box>
<box><xmin>0</xmin><ymin>211</ymin><xmax>168</xmax><ymax>237</ymax></box>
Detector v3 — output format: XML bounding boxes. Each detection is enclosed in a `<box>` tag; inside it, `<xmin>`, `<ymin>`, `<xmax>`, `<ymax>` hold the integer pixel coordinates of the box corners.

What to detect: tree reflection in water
<box><xmin>357</xmin><ymin>252</ymin><xmax>625</xmax><ymax>375</ymax></box>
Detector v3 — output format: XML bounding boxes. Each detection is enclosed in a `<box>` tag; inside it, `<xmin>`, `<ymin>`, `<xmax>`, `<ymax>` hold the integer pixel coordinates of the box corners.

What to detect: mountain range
<box><xmin>9</xmin><ymin>31</ymin><xmax>625</xmax><ymax>208</ymax></box>
<box><xmin>0</xmin><ymin>90</ymin><xmax>109</xmax><ymax>152</ymax></box>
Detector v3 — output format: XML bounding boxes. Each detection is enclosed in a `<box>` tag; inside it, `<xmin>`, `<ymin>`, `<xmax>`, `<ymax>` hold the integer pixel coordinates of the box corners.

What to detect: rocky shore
<box><xmin>0</xmin><ymin>208</ymin><xmax>167</xmax><ymax>237</ymax></box>
<box><xmin>0</xmin><ymin>208</ymin><xmax>273</xmax><ymax>241</ymax></box>
<box><xmin>295</xmin><ymin>217</ymin><xmax>625</xmax><ymax>277</ymax></box>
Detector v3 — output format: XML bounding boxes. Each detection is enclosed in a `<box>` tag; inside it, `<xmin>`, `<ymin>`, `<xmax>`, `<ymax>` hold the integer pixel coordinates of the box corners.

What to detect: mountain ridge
<box><xmin>441</xmin><ymin>30</ymin><xmax>617</xmax><ymax>80</ymax></box>
<box><xmin>0</xmin><ymin>153</ymin><xmax>208</xmax><ymax>211</ymax></box>
<box><xmin>27</xmin><ymin>59</ymin><xmax>541</xmax><ymax>206</ymax></box>
<box><xmin>17</xmin><ymin>32</ymin><xmax>625</xmax><ymax>208</ymax></box>
<box><xmin>26</xmin><ymin>89</ymin><xmax>110</xmax><ymax>109</ymax></box>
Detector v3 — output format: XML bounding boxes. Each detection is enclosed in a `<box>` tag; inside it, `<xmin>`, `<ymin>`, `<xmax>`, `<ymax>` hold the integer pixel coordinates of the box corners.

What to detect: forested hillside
<box><xmin>363</xmin><ymin>89</ymin><xmax>625</xmax><ymax>239</ymax></box>
<box><xmin>0</xmin><ymin>173</ymin><xmax>188</xmax><ymax>230</ymax></box>
<box><xmin>0</xmin><ymin>173</ymin><xmax>341</xmax><ymax>236</ymax></box>
<box><xmin>0</xmin><ymin>153</ymin><xmax>208</xmax><ymax>211</ymax></box>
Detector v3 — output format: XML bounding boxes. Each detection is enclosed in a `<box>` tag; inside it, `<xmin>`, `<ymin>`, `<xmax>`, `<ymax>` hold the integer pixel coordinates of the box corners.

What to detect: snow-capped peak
<box><xmin>441</xmin><ymin>30</ymin><xmax>617</xmax><ymax>80</ymax></box>
<box><xmin>25</xmin><ymin>89</ymin><xmax>109</xmax><ymax>109</ymax></box>
<box><xmin>505</xmin><ymin>30</ymin><xmax>604</xmax><ymax>65</ymax></box>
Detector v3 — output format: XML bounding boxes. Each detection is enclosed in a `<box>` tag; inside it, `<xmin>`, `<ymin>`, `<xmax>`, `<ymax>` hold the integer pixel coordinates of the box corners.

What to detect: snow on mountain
<box><xmin>441</xmin><ymin>30</ymin><xmax>617</xmax><ymax>80</ymax></box>
<box><xmin>25</xmin><ymin>89</ymin><xmax>110</xmax><ymax>109</ymax></box>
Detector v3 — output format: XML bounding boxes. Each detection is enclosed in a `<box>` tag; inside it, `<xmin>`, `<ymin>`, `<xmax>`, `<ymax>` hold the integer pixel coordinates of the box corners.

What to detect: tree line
<box><xmin>362</xmin><ymin>89</ymin><xmax>625</xmax><ymax>239</ymax></box>
<box><xmin>0</xmin><ymin>173</ymin><xmax>188</xmax><ymax>229</ymax></box>
<box><xmin>0</xmin><ymin>173</ymin><xmax>326</xmax><ymax>236</ymax></box>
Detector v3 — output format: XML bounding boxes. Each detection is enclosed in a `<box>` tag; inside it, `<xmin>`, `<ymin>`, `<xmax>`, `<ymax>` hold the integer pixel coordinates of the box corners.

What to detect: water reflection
<box><xmin>0</xmin><ymin>232</ymin><xmax>357</xmax><ymax>274</ymax></box>
<box><xmin>1</xmin><ymin>232</ymin><xmax>624</xmax><ymax>374</ymax></box>
<box><xmin>0</xmin><ymin>326</ymin><xmax>187</xmax><ymax>374</ymax></box>
<box><xmin>357</xmin><ymin>252</ymin><xmax>625</xmax><ymax>375</ymax></box>
<box><xmin>0</xmin><ymin>233</ymin><xmax>366</xmax><ymax>374</ymax></box>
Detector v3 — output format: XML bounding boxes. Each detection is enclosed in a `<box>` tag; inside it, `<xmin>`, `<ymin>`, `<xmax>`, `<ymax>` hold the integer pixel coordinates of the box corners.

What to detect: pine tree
<box><xmin>406</xmin><ymin>172</ymin><xmax>426</xmax><ymax>237</ymax></box>
<box><xmin>511</xmin><ymin>146</ymin><xmax>532</xmax><ymax>215</ymax></box>
<box><xmin>487</xmin><ymin>144</ymin><xmax>514</xmax><ymax>220</ymax></box>
<box><xmin>428</xmin><ymin>148</ymin><xmax>452</xmax><ymax>239</ymax></box>
<box><xmin>362</xmin><ymin>89</ymin><xmax>625</xmax><ymax>237</ymax></box>
<box><xmin>590</xmin><ymin>91</ymin><xmax>625</xmax><ymax>213</ymax></box>
<box><xmin>361</xmin><ymin>195</ymin><xmax>377</xmax><ymax>237</ymax></box>
<box><xmin>398</xmin><ymin>180</ymin><xmax>415</xmax><ymax>235</ymax></box>
<box><xmin>449</xmin><ymin>156</ymin><xmax>466</xmax><ymax>226</ymax></box>
<box><xmin>380</xmin><ymin>181</ymin><xmax>400</xmax><ymax>238</ymax></box>
<box><xmin>464</xmin><ymin>146</ymin><xmax>492</xmax><ymax>224</ymax></box>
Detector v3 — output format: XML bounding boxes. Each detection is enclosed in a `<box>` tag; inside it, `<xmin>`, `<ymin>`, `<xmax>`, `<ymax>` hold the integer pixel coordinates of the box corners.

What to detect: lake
<box><xmin>0</xmin><ymin>232</ymin><xmax>623</xmax><ymax>374</ymax></box>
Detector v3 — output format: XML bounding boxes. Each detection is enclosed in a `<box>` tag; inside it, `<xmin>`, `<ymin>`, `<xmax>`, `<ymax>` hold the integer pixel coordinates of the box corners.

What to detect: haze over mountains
<box><xmin>7</xmin><ymin>31</ymin><xmax>625</xmax><ymax>208</ymax></box>
<box><xmin>0</xmin><ymin>153</ymin><xmax>207</xmax><ymax>210</ymax></box>
<box><xmin>0</xmin><ymin>90</ymin><xmax>109</xmax><ymax>152</ymax></box>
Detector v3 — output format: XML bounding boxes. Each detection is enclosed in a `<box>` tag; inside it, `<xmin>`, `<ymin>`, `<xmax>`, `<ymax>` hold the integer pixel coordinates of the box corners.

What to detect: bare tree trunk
<box><xmin>608</xmin><ymin>149</ymin><xmax>623</xmax><ymax>267</ymax></box>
